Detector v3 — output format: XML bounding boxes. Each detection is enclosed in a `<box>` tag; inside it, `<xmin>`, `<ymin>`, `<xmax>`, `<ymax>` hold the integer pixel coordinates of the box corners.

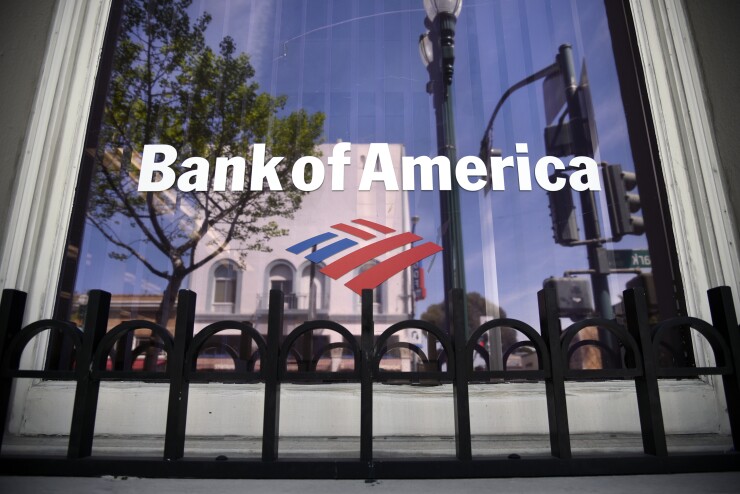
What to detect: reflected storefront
<box><xmin>1</xmin><ymin>0</ymin><xmax>739</xmax><ymax>460</ymax></box>
<box><xmin>57</xmin><ymin>0</ymin><xmax>687</xmax><ymax>372</ymax></box>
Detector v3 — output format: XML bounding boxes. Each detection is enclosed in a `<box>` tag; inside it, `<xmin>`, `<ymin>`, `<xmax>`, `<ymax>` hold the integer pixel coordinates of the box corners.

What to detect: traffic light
<box><xmin>547</xmin><ymin>177</ymin><xmax>580</xmax><ymax>245</ymax></box>
<box><xmin>602</xmin><ymin>163</ymin><xmax>644</xmax><ymax>241</ymax></box>
<box><xmin>543</xmin><ymin>60</ymin><xmax>598</xmax><ymax>158</ymax></box>
<box><xmin>543</xmin><ymin>276</ymin><xmax>594</xmax><ymax>320</ymax></box>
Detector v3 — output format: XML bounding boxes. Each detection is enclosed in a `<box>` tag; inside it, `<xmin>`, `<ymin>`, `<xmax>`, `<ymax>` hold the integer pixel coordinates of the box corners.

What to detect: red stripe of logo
<box><xmin>351</xmin><ymin>218</ymin><xmax>395</xmax><ymax>234</ymax></box>
<box><xmin>331</xmin><ymin>223</ymin><xmax>376</xmax><ymax>240</ymax></box>
<box><xmin>345</xmin><ymin>243</ymin><xmax>443</xmax><ymax>294</ymax></box>
<box><xmin>320</xmin><ymin>232</ymin><xmax>421</xmax><ymax>279</ymax></box>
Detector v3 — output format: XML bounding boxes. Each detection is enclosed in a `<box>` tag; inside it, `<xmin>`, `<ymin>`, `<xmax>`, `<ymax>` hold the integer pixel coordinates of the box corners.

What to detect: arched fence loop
<box><xmin>559</xmin><ymin>317</ymin><xmax>643</xmax><ymax>379</ymax></box>
<box><xmin>131</xmin><ymin>338</ymin><xmax>167</xmax><ymax>368</ymax></box>
<box><xmin>199</xmin><ymin>341</ymin><xmax>239</xmax><ymax>364</ymax></box>
<box><xmin>501</xmin><ymin>341</ymin><xmax>534</xmax><ymax>371</ymax></box>
<box><xmin>380</xmin><ymin>341</ymin><xmax>431</xmax><ymax>366</ymax></box>
<box><xmin>467</xmin><ymin>318</ymin><xmax>551</xmax><ymax>381</ymax></box>
<box><xmin>2</xmin><ymin>320</ymin><xmax>83</xmax><ymax>379</ymax></box>
<box><xmin>565</xmin><ymin>338</ymin><xmax>622</xmax><ymax>369</ymax></box>
<box><xmin>0</xmin><ymin>284</ymin><xmax>739</xmax><ymax>478</ymax></box>
<box><xmin>279</xmin><ymin>320</ymin><xmax>360</xmax><ymax>382</ymax></box>
<box><xmin>91</xmin><ymin>320</ymin><xmax>174</xmax><ymax>380</ymax></box>
<box><xmin>652</xmin><ymin>317</ymin><xmax>733</xmax><ymax>376</ymax></box>
<box><xmin>312</xmin><ymin>341</ymin><xmax>358</xmax><ymax>371</ymax></box>
<box><xmin>373</xmin><ymin>318</ymin><xmax>452</xmax><ymax>383</ymax></box>
<box><xmin>185</xmin><ymin>320</ymin><xmax>267</xmax><ymax>381</ymax></box>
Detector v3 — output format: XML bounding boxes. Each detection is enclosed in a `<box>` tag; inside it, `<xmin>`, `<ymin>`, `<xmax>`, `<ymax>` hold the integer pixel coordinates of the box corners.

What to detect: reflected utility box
<box><xmin>544</xmin><ymin>277</ymin><xmax>594</xmax><ymax>319</ymax></box>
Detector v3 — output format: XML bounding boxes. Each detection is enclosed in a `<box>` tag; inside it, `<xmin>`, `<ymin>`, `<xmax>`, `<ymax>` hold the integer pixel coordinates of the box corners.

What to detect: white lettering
<box><xmin>515</xmin><ymin>142</ymin><xmax>532</xmax><ymax>191</ymax></box>
<box><xmin>250</xmin><ymin>143</ymin><xmax>283</xmax><ymax>191</ymax></box>
<box><xmin>214</xmin><ymin>156</ymin><xmax>245</xmax><ymax>191</ymax></box>
<box><xmin>292</xmin><ymin>156</ymin><xmax>325</xmax><ymax>191</ymax></box>
<box><xmin>455</xmin><ymin>156</ymin><xmax>487</xmax><ymax>191</ymax></box>
<box><xmin>534</xmin><ymin>156</ymin><xmax>566</xmax><ymax>191</ymax></box>
<box><xmin>359</xmin><ymin>143</ymin><xmax>399</xmax><ymax>191</ymax></box>
<box><xmin>328</xmin><ymin>142</ymin><xmax>352</xmax><ymax>191</ymax></box>
<box><xmin>177</xmin><ymin>157</ymin><xmax>210</xmax><ymax>192</ymax></box>
<box><xmin>135</xmin><ymin>141</ymin><xmax>602</xmax><ymax>194</ymax></box>
<box><xmin>489</xmin><ymin>155</ymin><xmax>515</xmax><ymax>191</ymax></box>
<box><xmin>402</xmin><ymin>155</ymin><xmax>451</xmax><ymax>190</ymax></box>
<box><xmin>138</xmin><ymin>144</ymin><xmax>177</xmax><ymax>192</ymax></box>
<box><xmin>568</xmin><ymin>156</ymin><xmax>601</xmax><ymax>191</ymax></box>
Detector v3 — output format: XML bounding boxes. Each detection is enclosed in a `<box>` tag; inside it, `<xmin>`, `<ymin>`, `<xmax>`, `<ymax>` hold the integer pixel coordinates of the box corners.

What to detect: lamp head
<box><xmin>418</xmin><ymin>32</ymin><xmax>433</xmax><ymax>67</ymax></box>
<box><xmin>423</xmin><ymin>0</ymin><xmax>463</xmax><ymax>21</ymax></box>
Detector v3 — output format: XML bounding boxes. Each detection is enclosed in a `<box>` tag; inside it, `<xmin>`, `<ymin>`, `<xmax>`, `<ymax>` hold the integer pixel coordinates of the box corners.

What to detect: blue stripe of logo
<box><xmin>306</xmin><ymin>238</ymin><xmax>358</xmax><ymax>263</ymax></box>
<box><xmin>286</xmin><ymin>232</ymin><xmax>338</xmax><ymax>254</ymax></box>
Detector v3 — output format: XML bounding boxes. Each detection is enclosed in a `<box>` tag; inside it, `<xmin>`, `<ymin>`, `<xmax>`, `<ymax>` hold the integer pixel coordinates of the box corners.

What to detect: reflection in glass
<box><xmin>213</xmin><ymin>263</ymin><xmax>238</xmax><ymax>313</ymax></box>
<box><xmin>56</xmin><ymin>0</ymin><xmax>686</xmax><ymax>375</ymax></box>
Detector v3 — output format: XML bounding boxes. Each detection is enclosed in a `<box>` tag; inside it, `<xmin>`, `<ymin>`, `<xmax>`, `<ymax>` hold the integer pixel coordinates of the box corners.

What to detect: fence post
<box><xmin>262</xmin><ymin>289</ymin><xmax>283</xmax><ymax>462</ymax></box>
<box><xmin>623</xmin><ymin>287</ymin><xmax>667</xmax><ymax>456</ymax></box>
<box><xmin>0</xmin><ymin>289</ymin><xmax>26</xmax><ymax>451</ymax></box>
<box><xmin>708</xmin><ymin>286</ymin><xmax>740</xmax><ymax>451</ymax></box>
<box><xmin>538</xmin><ymin>288</ymin><xmax>571</xmax><ymax>459</ymax></box>
<box><xmin>164</xmin><ymin>289</ymin><xmax>196</xmax><ymax>460</ymax></box>
<box><xmin>113</xmin><ymin>331</ymin><xmax>134</xmax><ymax>370</ymax></box>
<box><xmin>360</xmin><ymin>289</ymin><xmax>374</xmax><ymax>470</ymax></box>
<box><xmin>67</xmin><ymin>290</ymin><xmax>110</xmax><ymax>459</ymax></box>
<box><xmin>451</xmin><ymin>288</ymin><xmax>472</xmax><ymax>461</ymax></box>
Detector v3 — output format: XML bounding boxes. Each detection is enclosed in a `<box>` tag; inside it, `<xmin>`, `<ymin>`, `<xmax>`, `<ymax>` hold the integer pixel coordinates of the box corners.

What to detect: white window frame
<box><xmin>263</xmin><ymin>260</ymin><xmax>297</xmax><ymax>310</ymax></box>
<box><xmin>299</xmin><ymin>261</ymin><xmax>330</xmax><ymax>312</ymax></box>
<box><xmin>355</xmin><ymin>260</ymin><xmax>386</xmax><ymax>314</ymax></box>
<box><xmin>208</xmin><ymin>260</ymin><xmax>241</xmax><ymax>314</ymax></box>
<box><xmin>1</xmin><ymin>0</ymin><xmax>738</xmax><ymax>438</ymax></box>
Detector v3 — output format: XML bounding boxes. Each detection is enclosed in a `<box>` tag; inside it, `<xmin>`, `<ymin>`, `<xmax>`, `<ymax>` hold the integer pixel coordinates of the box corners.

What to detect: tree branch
<box><xmin>97</xmin><ymin>157</ymin><xmax>168</xmax><ymax>253</ymax></box>
<box><xmin>87</xmin><ymin>214</ymin><xmax>170</xmax><ymax>279</ymax></box>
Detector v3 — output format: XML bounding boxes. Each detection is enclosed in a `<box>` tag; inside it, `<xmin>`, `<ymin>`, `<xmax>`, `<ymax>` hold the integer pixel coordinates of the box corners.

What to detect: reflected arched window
<box><xmin>358</xmin><ymin>261</ymin><xmax>382</xmax><ymax>311</ymax></box>
<box><xmin>213</xmin><ymin>262</ymin><xmax>238</xmax><ymax>313</ymax></box>
<box><xmin>270</xmin><ymin>263</ymin><xmax>296</xmax><ymax>308</ymax></box>
<box><xmin>301</xmin><ymin>264</ymin><xmax>326</xmax><ymax>311</ymax></box>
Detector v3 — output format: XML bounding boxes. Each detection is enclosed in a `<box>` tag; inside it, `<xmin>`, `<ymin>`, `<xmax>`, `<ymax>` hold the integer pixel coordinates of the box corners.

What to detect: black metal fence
<box><xmin>0</xmin><ymin>286</ymin><xmax>738</xmax><ymax>479</ymax></box>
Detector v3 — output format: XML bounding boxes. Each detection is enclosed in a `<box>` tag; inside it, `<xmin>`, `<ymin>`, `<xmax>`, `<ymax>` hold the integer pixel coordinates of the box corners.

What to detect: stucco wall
<box><xmin>0</xmin><ymin>1</ymin><xmax>56</xmax><ymax>259</ymax></box>
<box><xmin>684</xmin><ymin>0</ymin><xmax>740</xmax><ymax>258</ymax></box>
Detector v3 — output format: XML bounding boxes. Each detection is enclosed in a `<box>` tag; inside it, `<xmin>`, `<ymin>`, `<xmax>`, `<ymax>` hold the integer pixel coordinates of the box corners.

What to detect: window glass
<box><xmin>55</xmin><ymin>0</ymin><xmax>686</xmax><ymax>374</ymax></box>
<box><xmin>269</xmin><ymin>263</ymin><xmax>295</xmax><ymax>308</ymax></box>
<box><xmin>213</xmin><ymin>263</ymin><xmax>237</xmax><ymax>307</ymax></box>
<box><xmin>300</xmin><ymin>265</ymin><xmax>326</xmax><ymax>311</ymax></box>
<box><xmin>359</xmin><ymin>262</ymin><xmax>383</xmax><ymax>308</ymax></box>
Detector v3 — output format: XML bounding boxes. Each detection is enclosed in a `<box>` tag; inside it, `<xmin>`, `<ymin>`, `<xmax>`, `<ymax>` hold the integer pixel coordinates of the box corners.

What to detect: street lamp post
<box><xmin>419</xmin><ymin>0</ymin><xmax>468</xmax><ymax>336</ymax></box>
<box><xmin>420</xmin><ymin>5</ymin><xmax>473</xmax><ymax>460</ymax></box>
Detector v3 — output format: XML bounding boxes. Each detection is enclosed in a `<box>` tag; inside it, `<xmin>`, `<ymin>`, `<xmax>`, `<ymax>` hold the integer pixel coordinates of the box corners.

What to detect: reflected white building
<box><xmin>188</xmin><ymin>143</ymin><xmax>415</xmax><ymax>345</ymax></box>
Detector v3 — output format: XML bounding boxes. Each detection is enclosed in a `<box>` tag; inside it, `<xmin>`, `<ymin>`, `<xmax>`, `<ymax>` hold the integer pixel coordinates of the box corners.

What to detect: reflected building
<box><xmin>187</xmin><ymin>143</ymin><xmax>419</xmax><ymax>370</ymax></box>
<box><xmin>189</xmin><ymin>143</ymin><xmax>412</xmax><ymax>330</ymax></box>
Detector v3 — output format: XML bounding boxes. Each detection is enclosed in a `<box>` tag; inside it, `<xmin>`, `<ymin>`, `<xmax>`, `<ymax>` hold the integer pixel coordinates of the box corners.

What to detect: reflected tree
<box><xmin>420</xmin><ymin>292</ymin><xmax>518</xmax><ymax>351</ymax></box>
<box><xmin>87</xmin><ymin>0</ymin><xmax>324</xmax><ymax>336</ymax></box>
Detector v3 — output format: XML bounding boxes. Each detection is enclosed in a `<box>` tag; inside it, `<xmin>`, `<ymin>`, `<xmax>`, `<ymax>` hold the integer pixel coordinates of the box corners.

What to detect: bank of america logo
<box><xmin>287</xmin><ymin>219</ymin><xmax>442</xmax><ymax>294</ymax></box>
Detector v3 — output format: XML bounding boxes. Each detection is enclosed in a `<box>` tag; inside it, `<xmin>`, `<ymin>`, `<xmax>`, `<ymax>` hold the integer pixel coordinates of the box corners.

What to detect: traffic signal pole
<box><xmin>557</xmin><ymin>45</ymin><xmax>620</xmax><ymax>362</ymax></box>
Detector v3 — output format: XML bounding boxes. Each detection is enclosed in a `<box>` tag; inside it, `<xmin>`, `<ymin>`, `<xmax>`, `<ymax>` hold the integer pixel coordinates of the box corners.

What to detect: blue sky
<box><xmin>75</xmin><ymin>0</ymin><xmax>651</xmax><ymax>329</ymax></box>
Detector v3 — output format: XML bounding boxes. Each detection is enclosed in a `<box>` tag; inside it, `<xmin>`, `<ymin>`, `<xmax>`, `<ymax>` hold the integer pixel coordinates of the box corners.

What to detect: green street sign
<box><xmin>608</xmin><ymin>249</ymin><xmax>651</xmax><ymax>269</ymax></box>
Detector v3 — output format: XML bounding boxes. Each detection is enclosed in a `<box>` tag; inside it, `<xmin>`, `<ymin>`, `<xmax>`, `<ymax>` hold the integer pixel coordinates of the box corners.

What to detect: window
<box><xmin>46</xmin><ymin>0</ymin><xmax>703</xmax><ymax>373</ymax></box>
<box><xmin>358</xmin><ymin>261</ymin><xmax>383</xmax><ymax>313</ymax></box>
<box><xmin>269</xmin><ymin>263</ymin><xmax>296</xmax><ymax>309</ymax></box>
<box><xmin>212</xmin><ymin>262</ymin><xmax>238</xmax><ymax>313</ymax></box>
<box><xmin>2</xmin><ymin>0</ymin><xmax>737</xmax><ymax>439</ymax></box>
<box><xmin>300</xmin><ymin>263</ymin><xmax>327</xmax><ymax>312</ymax></box>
